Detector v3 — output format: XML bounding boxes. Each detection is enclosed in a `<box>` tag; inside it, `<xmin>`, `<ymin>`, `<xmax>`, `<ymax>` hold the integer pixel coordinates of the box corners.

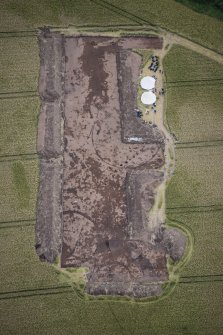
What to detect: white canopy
<box><xmin>140</xmin><ymin>76</ymin><xmax>156</xmax><ymax>90</ymax></box>
<box><xmin>141</xmin><ymin>91</ymin><xmax>156</xmax><ymax>105</ymax></box>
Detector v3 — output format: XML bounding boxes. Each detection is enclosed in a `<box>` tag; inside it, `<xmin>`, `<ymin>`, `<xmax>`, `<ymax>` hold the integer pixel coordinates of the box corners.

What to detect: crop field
<box><xmin>0</xmin><ymin>280</ymin><xmax>222</xmax><ymax>335</ymax></box>
<box><xmin>168</xmin><ymin>211</ymin><xmax>223</xmax><ymax>277</ymax></box>
<box><xmin>162</xmin><ymin>40</ymin><xmax>223</xmax><ymax>334</ymax></box>
<box><xmin>0</xmin><ymin>1</ymin><xmax>223</xmax><ymax>334</ymax></box>
<box><xmin>165</xmin><ymin>84</ymin><xmax>223</xmax><ymax>143</ymax></box>
<box><xmin>103</xmin><ymin>0</ymin><xmax>223</xmax><ymax>53</ymax></box>
<box><xmin>0</xmin><ymin>160</ymin><xmax>38</xmax><ymax>222</ymax></box>
<box><xmin>164</xmin><ymin>46</ymin><xmax>223</xmax><ymax>82</ymax></box>
<box><xmin>0</xmin><ymin>225</ymin><xmax>63</xmax><ymax>292</ymax></box>
<box><xmin>166</xmin><ymin>146</ymin><xmax>223</xmax><ymax>208</ymax></box>
<box><xmin>163</xmin><ymin>45</ymin><xmax>223</xmax><ymax>144</ymax></box>
<box><xmin>0</xmin><ymin>97</ymin><xmax>39</xmax><ymax>156</ymax></box>
<box><xmin>1</xmin><ymin>1</ymin><xmax>223</xmax><ymax>53</ymax></box>
<box><xmin>0</xmin><ymin>37</ymin><xmax>39</xmax><ymax>93</ymax></box>
<box><xmin>0</xmin><ymin>0</ymin><xmax>133</xmax><ymax>31</ymax></box>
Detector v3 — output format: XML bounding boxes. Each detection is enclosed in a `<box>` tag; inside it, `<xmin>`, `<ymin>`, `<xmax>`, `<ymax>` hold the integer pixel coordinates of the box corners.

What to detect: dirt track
<box><xmin>36</xmin><ymin>30</ymin><xmax>186</xmax><ymax>298</ymax></box>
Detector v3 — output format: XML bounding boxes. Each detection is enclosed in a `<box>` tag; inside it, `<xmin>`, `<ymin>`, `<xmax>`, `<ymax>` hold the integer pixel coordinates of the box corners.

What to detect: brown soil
<box><xmin>36</xmin><ymin>30</ymin><xmax>186</xmax><ymax>298</ymax></box>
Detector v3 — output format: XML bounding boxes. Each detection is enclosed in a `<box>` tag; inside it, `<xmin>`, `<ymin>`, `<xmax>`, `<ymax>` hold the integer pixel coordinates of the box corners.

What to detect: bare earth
<box><xmin>36</xmin><ymin>30</ymin><xmax>186</xmax><ymax>298</ymax></box>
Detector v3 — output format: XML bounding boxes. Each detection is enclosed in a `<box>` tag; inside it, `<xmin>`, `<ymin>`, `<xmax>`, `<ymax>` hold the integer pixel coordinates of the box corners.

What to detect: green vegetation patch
<box><xmin>0</xmin><ymin>160</ymin><xmax>38</xmax><ymax>222</ymax></box>
<box><xmin>168</xmin><ymin>211</ymin><xmax>223</xmax><ymax>276</ymax></box>
<box><xmin>0</xmin><ymin>37</ymin><xmax>39</xmax><ymax>93</ymax></box>
<box><xmin>107</xmin><ymin>0</ymin><xmax>223</xmax><ymax>53</ymax></box>
<box><xmin>166</xmin><ymin>146</ymin><xmax>223</xmax><ymax>208</ymax></box>
<box><xmin>0</xmin><ymin>97</ymin><xmax>39</xmax><ymax>156</ymax></box>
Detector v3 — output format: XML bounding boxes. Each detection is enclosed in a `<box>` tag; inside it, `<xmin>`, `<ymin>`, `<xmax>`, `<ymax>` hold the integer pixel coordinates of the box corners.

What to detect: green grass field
<box><xmin>0</xmin><ymin>2</ymin><xmax>222</xmax><ymax>334</ymax></box>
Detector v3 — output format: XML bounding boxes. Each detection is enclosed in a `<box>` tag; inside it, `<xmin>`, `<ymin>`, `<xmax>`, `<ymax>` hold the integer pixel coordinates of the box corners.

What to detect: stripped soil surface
<box><xmin>36</xmin><ymin>30</ymin><xmax>186</xmax><ymax>298</ymax></box>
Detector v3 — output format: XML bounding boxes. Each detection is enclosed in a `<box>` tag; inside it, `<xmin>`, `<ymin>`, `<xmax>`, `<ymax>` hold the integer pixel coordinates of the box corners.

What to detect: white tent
<box><xmin>141</xmin><ymin>91</ymin><xmax>156</xmax><ymax>105</ymax></box>
<box><xmin>140</xmin><ymin>76</ymin><xmax>156</xmax><ymax>90</ymax></box>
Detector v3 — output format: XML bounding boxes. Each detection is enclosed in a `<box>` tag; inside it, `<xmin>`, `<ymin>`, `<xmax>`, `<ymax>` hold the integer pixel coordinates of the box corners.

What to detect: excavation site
<box><xmin>36</xmin><ymin>29</ymin><xmax>187</xmax><ymax>299</ymax></box>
